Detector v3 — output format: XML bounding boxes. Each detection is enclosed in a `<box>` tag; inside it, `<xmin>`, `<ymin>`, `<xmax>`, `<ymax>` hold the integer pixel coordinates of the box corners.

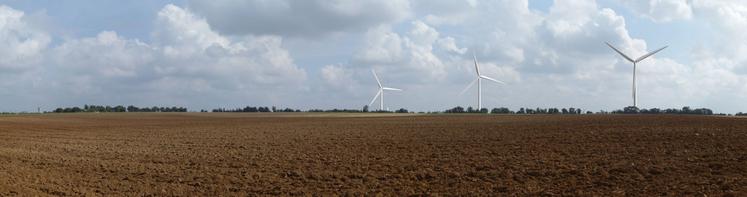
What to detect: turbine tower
<box><xmin>460</xmin><ymin>54</ymin><xmax>505</xmax><ymax>110</ymax></box>
<box><xmin>605</xmin><ymin>42</ymin><xmax>667</xmax><ymax>108</ymax></box>
<box><xmin>368</xmin><ymin>69</ymin><xmax>403</xmax><ymax>111</ymax></box>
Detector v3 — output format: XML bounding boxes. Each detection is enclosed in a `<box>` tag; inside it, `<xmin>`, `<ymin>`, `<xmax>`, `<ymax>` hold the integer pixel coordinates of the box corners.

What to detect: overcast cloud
<box><xmin>0</xmin><ymin>0</ymin><xmax>746</xmax><ymax>113</ymax></box>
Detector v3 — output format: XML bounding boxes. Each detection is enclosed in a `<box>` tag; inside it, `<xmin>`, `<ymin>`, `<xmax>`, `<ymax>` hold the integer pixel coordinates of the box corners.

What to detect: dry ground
<box><xmin>0</xmin><ymin>113</ymin><xmax>745</xmax><ymax>196</ymax></box>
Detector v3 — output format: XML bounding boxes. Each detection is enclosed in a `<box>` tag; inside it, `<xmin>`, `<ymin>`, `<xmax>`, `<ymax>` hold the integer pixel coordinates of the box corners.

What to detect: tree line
<box><xmin>444</xmin><ymin>106</ymin><xmax>587</xmax><ymax>114</ymax></box>
<box><xmin>212</xmin><ymin>105</ymin><xmax>410</xmax><ymax>113</ymax></box>
<box><xmin>441</xmin><ymin>106</ymin><xmax>716</xmax><ymax>115</ymax></box>
<box><xmin>610</xmin><ymin>106</ymin><xmax>714</xmax><ymax>115</ymax></box>
<box><xmin>53</xmin><ymin>105</ymin><xmax>187</xmax><ymax>113</ymax></box>
<box><xmin>213</xmin><ymin>106</ymin><xmax>278</xmax><ymax>112</ymax></box>
<box><xmin>44</xmin><ymin>104</ymin><xmax>733</xmax><ymax>116</ymax></box>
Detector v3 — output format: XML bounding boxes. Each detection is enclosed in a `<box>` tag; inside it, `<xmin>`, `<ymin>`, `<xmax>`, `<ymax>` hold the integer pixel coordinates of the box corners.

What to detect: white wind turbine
<box><xmin>459</xmin><ymin>54</ymin><xmax>505</xmax><ymax>110</ymax></box>
<box><xmin>605</xmin><ymin>42</ymin><xmax>667</xmax><ymax>108</ymax></box>
<box><xmin>368</xmin><ymin>69</ymin><xmax>403</xmax><ymax>111</ymax></box>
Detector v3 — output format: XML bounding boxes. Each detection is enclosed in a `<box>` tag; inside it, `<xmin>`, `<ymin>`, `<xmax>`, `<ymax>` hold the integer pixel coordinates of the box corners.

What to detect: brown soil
<box><xmin>0</xmin><ymin>113</ymin><xmax>745</xmax><ymax>196</ymax></box>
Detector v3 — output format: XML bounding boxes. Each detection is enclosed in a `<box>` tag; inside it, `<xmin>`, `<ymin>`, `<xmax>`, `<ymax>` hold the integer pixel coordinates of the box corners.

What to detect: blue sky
<box><xmin>0</xmin><ymin>0</ymin><xmax>746</xmax><ymax>113</ymax></box>
<box><xmin>1</xmin><ymin>0</ymin><xmax>183</xmax><ymax>40</ymax></box>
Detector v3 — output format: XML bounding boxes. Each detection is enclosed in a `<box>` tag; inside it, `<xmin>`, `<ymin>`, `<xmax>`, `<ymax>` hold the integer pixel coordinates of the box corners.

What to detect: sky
<box><xmin>0</xmin><ymin>0</ymin><xmax>746</xmax><ymax>113</ymax></box>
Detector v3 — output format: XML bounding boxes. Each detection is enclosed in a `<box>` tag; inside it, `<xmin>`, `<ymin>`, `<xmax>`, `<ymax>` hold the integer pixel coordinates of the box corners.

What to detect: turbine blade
<box><xmin>480</xmin><ymin>75</ymin><xmax>506</xmax><ymax>84</ymax></box>
<box><xmin>473</xmin><ymin>53</ymin><xmax>481</xmax><ymax>76</ymax></box>
<box><xmin>371</xmin><ymin>69</ymin><xmax>382</xmax><ymax>88</ymax></box>
<box><xmin>368</xmin><ymin>89</ymin><xmax>381</xmax><ymax>107</ymax></box>
<box><xmin>634</xmin><ymin>45</ymin><xmax>668</xmax><ymax>63</ymax></box>
<box><xmin>459</xmin><ymin>78</ymin><xmax>478</xmax><ymax>96</ymax></box>
<box><xmin>382</xmin><ymin>87</ymin><xmax>403</xmax><ymax>91</ymax></box>
<box><xmin>605</xmin><ymin>42</ymin><xmax>635</xmax><ymax>63</ymax></box>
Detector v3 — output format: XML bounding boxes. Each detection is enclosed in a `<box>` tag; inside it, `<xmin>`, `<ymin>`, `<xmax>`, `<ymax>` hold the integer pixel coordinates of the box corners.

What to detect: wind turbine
<box><xmin>368</xmin><ymin>69</ymin><xmax>403</xmax><ymax>111</ymax></box>
<box><xmin>459</xmin><ymin>54</ymin><xmax>505</xmax><ymax>110</ymax></box>
<box><xmin>605</xmin><ymin>42</ymin><xmax>667</xmax><ymax>108</ymax></box>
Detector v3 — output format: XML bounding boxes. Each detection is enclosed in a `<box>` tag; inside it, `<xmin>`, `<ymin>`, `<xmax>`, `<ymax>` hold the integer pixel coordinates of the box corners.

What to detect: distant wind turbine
<box><xmin>368</xmin><ymin>69</ymin><xmax>403</xmax><ymax>111</ymax></box>
<box><xmin>459</xmin><ymin>54</ymin><xmax>505</xmax><ymax>110</ymax></box>
<box><xmin>605</xmin><ymin>42</ymin><xmax>667</xmax><ymax>108</ymax></box>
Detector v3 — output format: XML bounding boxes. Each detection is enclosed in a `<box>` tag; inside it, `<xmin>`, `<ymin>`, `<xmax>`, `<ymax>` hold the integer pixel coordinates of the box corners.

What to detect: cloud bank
<box><xmin>0</xmin><ymin>1</ymin><xmax>746</xmax><ymax>113</ymax></box>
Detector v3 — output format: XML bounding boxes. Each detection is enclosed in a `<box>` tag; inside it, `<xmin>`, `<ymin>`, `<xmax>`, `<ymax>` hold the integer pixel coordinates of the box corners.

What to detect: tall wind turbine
<box><xmin>459</xmin><ymin>54</ymin><xmax>505</xmax><ymax>110</ymax></box>
<box><xmin>605</xmin><ymin>42</ymin><xmax>667</xmax><ymax>108</ymax></box>
<box><xmin>368</xmin><ymin>69</ymin><xmax>403</xmax><ymax>111</ymax></box>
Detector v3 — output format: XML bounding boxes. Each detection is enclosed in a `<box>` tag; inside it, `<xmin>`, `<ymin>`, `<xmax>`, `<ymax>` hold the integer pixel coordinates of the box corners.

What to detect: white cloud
<box><xmin>354</xmin><ymin>25</ymin><xmax>405</xmax><ymax>65</ymax></box>
<box><xmin>622</xmin><ymin>0</ymin><xmax>693</xmax><ymax>22</ymax></box>
<box><xmin>2</xmin><ymin>4</ymin><xmax>308</xmax><ymax>110</ymax></box>
<box><xmin>1</xmin><ymin>1</ymin><xmax>747</xmax><ymax>113</ymax></box>
<box><xmin>317</xmin><ymin>0</ymin><xmax>654</xmax><ymax>111</ymax></box>
<box><xmin>154</xmin><ymin>5</ymin><xmax>306</xmax><ymax>88</ymax></box>
<box><xmin>411</xmin><ymin>0</ymin><xmax>477</xmax><ymax>25</ymax></box>
<box><xmin>153</xmin><ymin>4</ymin><xmax>229</xmax><ymax>57</ymax></box>
<box><xmin>437</xmin><ymin>37</ymin><xmax>467</xmax><ymax>54</ymax></box>
<box><xmin>321</xmin><ymin>64</ymin><xmax>356</xmax><ymax>91</ymax></box>
<box><xmin>186</xmin><ymin>0</ymin><xmax>411</xmax><ymax>37</ymax></box>
<box><xmin>45</xmin><ymin>31</ymin><xmax>154</xmax><ymax>98</ymax></box>
<box><xmin>53</xmin><ymin>31</ymin><xmax>153</xmax><ymax>79</ymax></box>
<box><xmin>0</xmin><ymin>5</ymin><xmax>50</xmax><ymax>72</ymax></box>
<box><xmin>353</xmin><ymin>21</ymin><xmax>462</xmax><ymax>82</ymax></box>
<box><xmin>690</xmin><ymin>1</ymin><xmax>747</xmax><ymax>63</ymax></box>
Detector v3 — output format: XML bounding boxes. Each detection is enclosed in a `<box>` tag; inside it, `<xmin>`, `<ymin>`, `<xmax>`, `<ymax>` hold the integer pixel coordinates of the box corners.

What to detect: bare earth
<box><xmin>0</xmin><ymin>113</ymin><xmax>745</xmax><ymax>196</ymax></box>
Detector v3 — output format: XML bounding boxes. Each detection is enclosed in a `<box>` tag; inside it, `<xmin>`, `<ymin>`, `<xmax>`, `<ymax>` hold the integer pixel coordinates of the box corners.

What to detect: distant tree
<box><xmin>665</xmin><ymin>108</ymin><xmax>678</xmax><ymax>114</ymax></box>
<box><xmin>259</xmin><ymin>107</ymin><xmax>271</xmax><ymax>112</ymax></box>
<box><xmin>623</xmin><ymin>106</ymin><xmax>639</xmax><ymax>114</ymax></box>
<box><xmin>649</xmin><ymin>108</ymin><xmax>661</xmax><ymax>114</ymax></box>
<box><xmin>536</xmin><ymin>108</ymin><xmax>547</xmax><ymax>114</ymax></box>
<box><xmin>681</xmin><ymin>106</ymin><xmax>692</xmax><ymax>114</ymax></box>
<box><xmin>445</xmin><ymin>106</ymin><xmax>465</xmax><ymax>113</ymax></box>
<box><xmin>362</xmin><ymin>105</ymin><xmax>369</xmax><ymax>112</ymax></box>
<box><xmin>490</xmin><ymin>108</ymin><xmax>500</xmax><ymax>114</ymax></box>
<box><xmin>639</xmin><ymin>109</ymin><xmax>649</xmax><ymax>114</ymax></box>
<box><xmin>491</xmin><ymin>107</ymin><xmax>511</xmax><ymax>114</ymax></box>
<box><xmin>548</xmin><ymin>108</ymin><xmax>559</xmax><ymax>114</ymax></box>
<box><xmin>692</xmin><ymin>108</ymin><xmax>713</xmax><ymax>115</ymax></box>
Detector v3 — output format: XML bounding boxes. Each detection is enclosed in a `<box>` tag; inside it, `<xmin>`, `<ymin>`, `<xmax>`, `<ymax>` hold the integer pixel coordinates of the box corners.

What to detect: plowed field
<box><xmin>0</xmin><ymin>113</ymin><xmax>745</xmax><ymax>196</ymax></box>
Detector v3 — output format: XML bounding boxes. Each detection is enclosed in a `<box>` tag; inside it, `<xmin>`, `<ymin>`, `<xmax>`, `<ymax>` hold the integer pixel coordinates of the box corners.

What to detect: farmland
<box><xmin>0</xmin><ymin>113</ymin><xmax>745</xmax><ymax>195</ymax></box>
